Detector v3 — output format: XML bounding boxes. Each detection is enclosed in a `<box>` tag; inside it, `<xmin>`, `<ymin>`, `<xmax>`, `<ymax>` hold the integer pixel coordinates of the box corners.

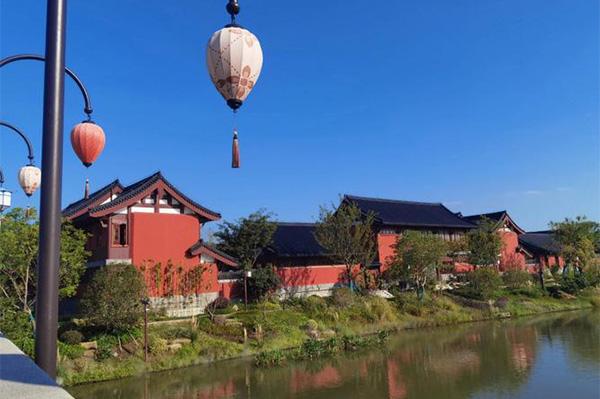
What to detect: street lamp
<box><xmin>0</xmin><ymin>170</ymin><xmax>11</xmax><ymax>213</ymax></box>
<box><xmin>0</xmin><ymin>121</ymin><xmax>41</xmax><ymax>197</ymax></box>
<box><xmin>1</xmin><ymin>48</ymin><xmax>103</xmax><ymax>377</ymax></box>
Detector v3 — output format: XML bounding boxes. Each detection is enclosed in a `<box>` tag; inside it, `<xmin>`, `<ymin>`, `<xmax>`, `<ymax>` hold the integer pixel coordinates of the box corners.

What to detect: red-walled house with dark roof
<box><xmin>461</xmin><ymin>211</ymin><xmax>534</xmax><ymax>271</ymax></box>
<box><xmin>260</xmin><ymin>195</ymin><xmax>478</xmax><ymax>297</ymax></box>
<box><xmin>343</xmin><ymin>195</ymin><xmax>476</xmax><ymax>272</ymax></box>
<box><xmin>63</xmin><ymin>172</ymin><xmax>239</xmax><ymax>316</ymax></box>
<box><xmin>518</xmin><ymin>231</ymin><xmax>564</xmax><ymax>270</ymax></box>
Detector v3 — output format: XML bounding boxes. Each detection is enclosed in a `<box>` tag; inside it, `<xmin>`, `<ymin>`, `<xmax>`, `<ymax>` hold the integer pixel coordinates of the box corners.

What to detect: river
<box><xmin>69</xmin><ymin>311</ymin><xmax>599</xmax><ymax>399</ymax></box>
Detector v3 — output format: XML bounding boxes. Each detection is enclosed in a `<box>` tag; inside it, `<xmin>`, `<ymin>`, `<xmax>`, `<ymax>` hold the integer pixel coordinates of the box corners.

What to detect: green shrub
<box><xmin>305</xmin><ymin>319</ymin><xmax>319</xmax><ymax>330</ymax></box>
<box><xmin>257</xmin><ymin>300</ymin><xmax>281</xmax><ymax>311</ymax></box>
<box><xmin>81</xmin><ymin>264</ymin><xmax>146</xmax><ymax>333</ymax></box>
<box><xmin>331</xmin><ymin>287</ymin><xmax>356</xmax><ymax>308</ymax></box>
<box><xmin>255</xmin><ymin>349</ymin><xmax>286</xmax><ymax>366</ymax></box>
<box><xmin>366</xmin><ymin>297</ymin><xmax>397</xmax><ymax>323</ymax></box>
<box><xmin>59</xmin><ymin>342</ymin><xmax>85</xmax><ymax>360</ymax></box>
<box><xmin>467</xmin><ymin>267</ymin><xmax>502</xmax><ymax>300</ymax></box>
<box><xmin>511</xmin><ymin>287</ymin><xmax>543</xmax><ymax>298</ymax></box>
<box><xmin>196</xmin><ymin>318</ymin><xmax>245</xmax><ymax>340</ymax></box>
<box><xmin>394</xmin><ymin>292</ymin><xmax>424</xmax><ymax>316</ymax></box>
<box><xmin>502</xmin><ymin>269</ymin><xmax>531</xmax><ymax>290</ymax></box>
<box><xmin>584</xmin><ymin>261</ymin><xmax>600</xmax><ymax>287</ymax></box>
<box><xmin>60</xmin><ymin>330</ymin><xmax>84</xmax><ymax>345</ymax></box>
<box><xmin>247</xmin><ymin>266</ymin><xmax>281</xmax><ymax>301</ymax></box>
<box><xmin>0</xmin><ymin>302</ymin><xmax>34</xmax><ymax>355</ymax></box>
<box><xmin>148</xmin><ymin>334</ymin><xmax>168</xmax><ymax>355</ymax></box>
<box><xmin>154</xmin><ymin>325</ymin><xmax>194</xmax><ymax>340</ymax></box>
<box><xmin>95</xmin><ymin>335</ymin><xmax>117</xmax><ymax>360</ymax></box>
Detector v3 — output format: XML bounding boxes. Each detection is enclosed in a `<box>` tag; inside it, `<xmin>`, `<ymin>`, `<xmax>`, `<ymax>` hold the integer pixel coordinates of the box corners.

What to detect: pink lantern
<box><xmin>70</xmin><ymin>121</ymin><xmax>106</xmax><ymax>167</ymax></box>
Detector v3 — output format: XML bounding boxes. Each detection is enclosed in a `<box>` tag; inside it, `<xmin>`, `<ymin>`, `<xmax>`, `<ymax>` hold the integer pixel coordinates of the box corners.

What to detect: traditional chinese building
<box><xmin>63</xmin><ymin>172</ymin><xmax>238</xmax><ymax>316</ymax></box>
<box><xmin>518</xmin><ymin>231</ymin><xmax>564</xmax><ymax>270</ymax></box>
<box><xmin>461</xmin><ymin>211</ymin><xmax>532</xmax><ymax>271</ymax></box>
<box><xmin>261</xmin><ymin>195</ymin><xmax>478</xmax><ymax>297</ymax></box>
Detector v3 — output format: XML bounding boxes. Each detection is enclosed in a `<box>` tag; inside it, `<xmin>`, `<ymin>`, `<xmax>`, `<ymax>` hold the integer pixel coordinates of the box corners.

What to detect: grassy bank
<box><xmin>58</xmin><ymin>288</ymin><xmax>598</xmax><ymax>386</ymax></box>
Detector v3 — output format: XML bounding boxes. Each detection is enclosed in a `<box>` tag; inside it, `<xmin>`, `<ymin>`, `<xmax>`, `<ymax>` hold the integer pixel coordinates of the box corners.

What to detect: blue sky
<box><xmin>1</xmin><ymin>0</ymin><xmax>598</xmax><ymax>231</ymax></box>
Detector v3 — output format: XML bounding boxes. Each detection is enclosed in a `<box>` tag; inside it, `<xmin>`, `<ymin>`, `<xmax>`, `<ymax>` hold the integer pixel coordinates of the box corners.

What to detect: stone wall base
<box><xmin>278</xmin><ymin>283</ymin><xmax>339</xmax><ymax>300</ymax></box>
<box><xmin>149</xmin><ymin>292</ymin><xmax>219</xmax><ymax>317</ymax></box>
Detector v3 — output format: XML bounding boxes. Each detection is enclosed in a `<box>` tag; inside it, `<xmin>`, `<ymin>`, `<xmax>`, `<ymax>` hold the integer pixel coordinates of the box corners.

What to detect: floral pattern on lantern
<box><xmin>206</xmin><ymin>26</ymin><xmax>263</xmax><ymax>105</ymax></box>
<box><xmin>18</xmin><ymin>165</ymin><xmax>41</xmax><ymax>197</ymax></box>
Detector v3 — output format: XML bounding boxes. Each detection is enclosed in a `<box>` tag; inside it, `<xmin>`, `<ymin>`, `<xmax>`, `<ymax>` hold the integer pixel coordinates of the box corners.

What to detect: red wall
<box><xmin>278</xmin><ymin>265</ymin><xmax>349</xmax><ymax>287</ymax></box>
<box><xmin>130</xmin><ymin>213</ymin><xmax>199</xmax><ymax>266</ymax></box>
<box><xmin>129</xmin><ymin>213</ymin><xmax>219</xmax><ymax>296</ymax></box>
<box><xmin>498</xmin><ymin>230</ymin><xmax>526</xmax><ymax>271</ymax></box>
<box><xmin>377</xmin><ymin>233</ymin><xmax>398</xmax><ymax>272</ymax></box>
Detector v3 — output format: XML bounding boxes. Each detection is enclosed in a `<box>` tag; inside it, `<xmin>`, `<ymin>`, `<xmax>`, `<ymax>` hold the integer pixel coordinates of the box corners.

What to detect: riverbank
<box><xmin>58</xmin><ymin>288</ymin><xmax>598</xmax><ymax>386</ymax></box>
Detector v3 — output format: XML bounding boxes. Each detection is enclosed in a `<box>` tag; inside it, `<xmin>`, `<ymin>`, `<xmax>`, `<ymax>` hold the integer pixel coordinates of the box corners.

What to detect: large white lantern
<box><xmin>206</xmin><ymin>26</ymin><xmax>263</xmax><ymax>111</ymax></box>
<box><xmin>0</xmin><ymin>188</ymin><xmax>11</xmax><ymax>212</ymax></box>
<box><xmin>206</xmin><ymin>0</ymin><xmax>264</xmax><ymax>169</ymax></box>
<box><xmin>18</xmin><ymin>165</ymin><xmax>41</xmax><ymax>197</ymax></box>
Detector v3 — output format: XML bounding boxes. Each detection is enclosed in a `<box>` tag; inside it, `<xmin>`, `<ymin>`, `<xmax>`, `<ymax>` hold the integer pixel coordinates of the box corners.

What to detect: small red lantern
<box><xmin>70</xmin><ymin>121</ymin><xmax>105</xmax><ymax>167</ymax></box>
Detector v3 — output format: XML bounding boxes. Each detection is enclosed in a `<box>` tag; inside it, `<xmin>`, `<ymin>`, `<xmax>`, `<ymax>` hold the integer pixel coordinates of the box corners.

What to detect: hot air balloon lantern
<box><xmin>18</xmin><ymin>165</ymin><xmax>42</xmax><ymax>197</ymax></box>
<box><xmin>207</xmin><ymin>0</ymin><xmax>263</xmax><ymax>168</ymax></box>
<box><xmin>70</xmin><ymin>120</ymin><xmax>106</xmax><ymax>167</ymax></box>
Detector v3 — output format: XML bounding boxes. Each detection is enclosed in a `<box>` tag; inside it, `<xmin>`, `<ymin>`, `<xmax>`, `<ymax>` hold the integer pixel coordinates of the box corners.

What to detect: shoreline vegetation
<box><xmin>58</xmin><ymin>288</ymin><xmax>598</xmax><ymax>386</ymax></box>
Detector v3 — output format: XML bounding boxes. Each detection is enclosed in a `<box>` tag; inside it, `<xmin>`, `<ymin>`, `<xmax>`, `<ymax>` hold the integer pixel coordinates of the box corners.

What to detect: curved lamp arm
<box><xmin>0</xmin><ymin>120</ymin><xmax>35</xmax><ymax>165</ymax></box>
<box><xmin>0</xmin><ymin>53</ymin><xmax>94</xmax><ymax>119</ymax></box>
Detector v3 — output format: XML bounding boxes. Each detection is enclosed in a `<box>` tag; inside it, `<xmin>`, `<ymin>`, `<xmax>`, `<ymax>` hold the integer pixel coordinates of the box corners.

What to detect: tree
<box><xmin>389</xmin><ymin>230</ymin><xmax>447</xmax><ymax>300</ymax></box>
<box><xmin>315</xmin><ymin>201</ymin><xmax>377</xmax><ymax>290</ymax></box>
<box><xmin>246</xmin><ymin>265</ymin><xmax>281</xmax><ymax>301</ymax></box>
<box><xmin>550</xmin><ymin>216</ymin><xmax>600</xmax><ymax>276</ymax></box>
<box><xmin>81</xmin><ymin>263</ymin><xmax>146</xmax><ymax>333</ymax></box>
<box><xmin>0</xmin><ymin>208</ymin><xmax>89</xmax><ymax>325</ymax></box>
<box><xmin>466</xmin><ymin>217</ymin><xmax>503</xmax><ymax>269</ymax></box>
<box><xmin>215</xmin><ymin>209</ymin><xmax>276</xmax><ymax>270</ymax></box>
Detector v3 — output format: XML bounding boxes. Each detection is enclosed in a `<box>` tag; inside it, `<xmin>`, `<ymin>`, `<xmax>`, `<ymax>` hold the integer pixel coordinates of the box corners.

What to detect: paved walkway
<box><xmin>0</xmin><ymin>334</ymin><xmax>74</xmax><ymax>399</ymax></box>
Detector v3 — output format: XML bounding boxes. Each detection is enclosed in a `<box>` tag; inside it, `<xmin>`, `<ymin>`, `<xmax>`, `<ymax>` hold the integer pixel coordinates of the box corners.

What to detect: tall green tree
<box><xmin>466</xmin><ymin>217</ymin><xmax>503</xmax><ymax>269</ymax></box>
<box><xmin>389</xmin><ymin>230</ymin><xmax>447</xmax><ymax>300</ymax></box>
<box><xmin>0</xmin><ymin>208</ymin><xmax>89</xmax><ymax>325</ymax></box>
<box><xmin>215</xmin><ymin>209</ymin><xmax>276</xmax><ymax>270</ymax></box>
<box><xmin>81</xmin><ymin>263</ymin><xmax>146</xmax><ymax>333</ymax></box>
<box><xmin>550</xmin><ymin>216</ymin><xmax>600</xmax><ymax>276</ymax></box>
<box><xmin>315</xmin><ymin>202</ymin><xmax>377</xmax><ymax>290</ymax></box>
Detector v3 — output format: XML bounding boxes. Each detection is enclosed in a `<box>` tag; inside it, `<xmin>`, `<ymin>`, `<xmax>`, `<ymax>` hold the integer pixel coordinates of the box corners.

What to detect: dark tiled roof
<box><xmin>343</xmin><ymin>195</ymin><xmax>476</xmax><ymax>229</ymax></box>
<box><xmin>519</xmin><ymin>232</ymin><xmax>561</xmax><ymax>255</ymax></box>
<box><xmin>267</xmin><ymin>223</ymin><xmax>327</xmax><ymax>257</ymax></box>
<box><xmin>462</xmin><ymin>211</ymin><xmax>507</xmax><ymax>224</ymax></box>
<box><xmin>89</xmin><ymin>171</ymin><xmax>221</xmax><ymax>219</ymax></box>
<box><xmin>62</xmin><ymin>179</ymin><xmax>123</xmax><ymax>217</ymax></box>
<box><xmin>462</xmin><ymin>210</ymin><xmax>525</xmax><ymax>234</ymax></box>
<box><xmin>188</xmin><ymin>240</ymin><xmax>238</xmax><ymax>266</ymax></box>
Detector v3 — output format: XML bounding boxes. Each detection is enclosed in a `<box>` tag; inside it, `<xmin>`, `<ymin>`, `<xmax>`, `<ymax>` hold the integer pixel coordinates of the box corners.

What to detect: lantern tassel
<box><xmin>232</xmin><ymin>130</ymin><xmax>240</xmax><ymax>168</ymax></box>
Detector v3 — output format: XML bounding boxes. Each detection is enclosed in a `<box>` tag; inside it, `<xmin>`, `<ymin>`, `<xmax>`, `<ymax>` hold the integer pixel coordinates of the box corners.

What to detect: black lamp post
<box><xmin>141</xmin><ymin>298</ymin><xmax>150</xmax><ymax>362</ymax></box>
<box><xmin>0</xmin><ymin>1</ymin><xmax>96</xmax><ymax>377</ymax></box>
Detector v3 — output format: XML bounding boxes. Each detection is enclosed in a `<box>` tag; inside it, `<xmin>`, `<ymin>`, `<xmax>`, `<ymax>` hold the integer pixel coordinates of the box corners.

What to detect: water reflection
<box><xmin>69</xmin><ymin>311</ymin><xmax>600</xmax><ymax>399</ymax></box>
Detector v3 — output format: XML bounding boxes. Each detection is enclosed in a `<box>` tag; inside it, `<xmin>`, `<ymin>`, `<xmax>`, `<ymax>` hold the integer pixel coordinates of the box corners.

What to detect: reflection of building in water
<box><xmin>425</xmin><ymin>350</ymin><xmax>481</xmax><ymax>377</ymax></box>
<box><xmin>289</xmin><ymin>365</ymin><xmax>342</xmax><ymax>393</ymax></box>
<box><xmin>386</xmin><ymin>359</ymin><xmax>407</xmax><ymax>399</ymax></box>
<box><xmin>507</xmin><ymin>327</ymin><xmax>537</xmax><ymax>374</ymax></box>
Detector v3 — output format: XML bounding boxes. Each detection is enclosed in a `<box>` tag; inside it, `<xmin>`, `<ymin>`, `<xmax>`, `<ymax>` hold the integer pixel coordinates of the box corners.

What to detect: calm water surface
<box><xmin>69</xmin><ymin>311</ymin><xmax>600</xmax><ymax>399</ymax></box>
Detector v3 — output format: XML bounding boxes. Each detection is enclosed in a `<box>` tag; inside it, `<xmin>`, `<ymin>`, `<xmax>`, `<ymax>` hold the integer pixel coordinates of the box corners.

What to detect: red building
<box><xmin>261</xmin><ymin>195</ymin><xmax>478</xmax><ymax>297</ymax></box>
<box><xmin>63</xmin><ymin>172</ymin><xmax>238</xmax><ymax>316</ymax></box>
<box><xmin>65</xmin><ymin>178</ymin><xmax>564</xmax><ymax>309</ymax></box>
<box><xmin>461</xmin><ymin>211</ymin><xmax>531</xmax><ymax>271</ymax></box>
<box><xmin>518</xmin><ymin>231</ymin><xmax>564</xmax><ymax>271</ymax></box>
